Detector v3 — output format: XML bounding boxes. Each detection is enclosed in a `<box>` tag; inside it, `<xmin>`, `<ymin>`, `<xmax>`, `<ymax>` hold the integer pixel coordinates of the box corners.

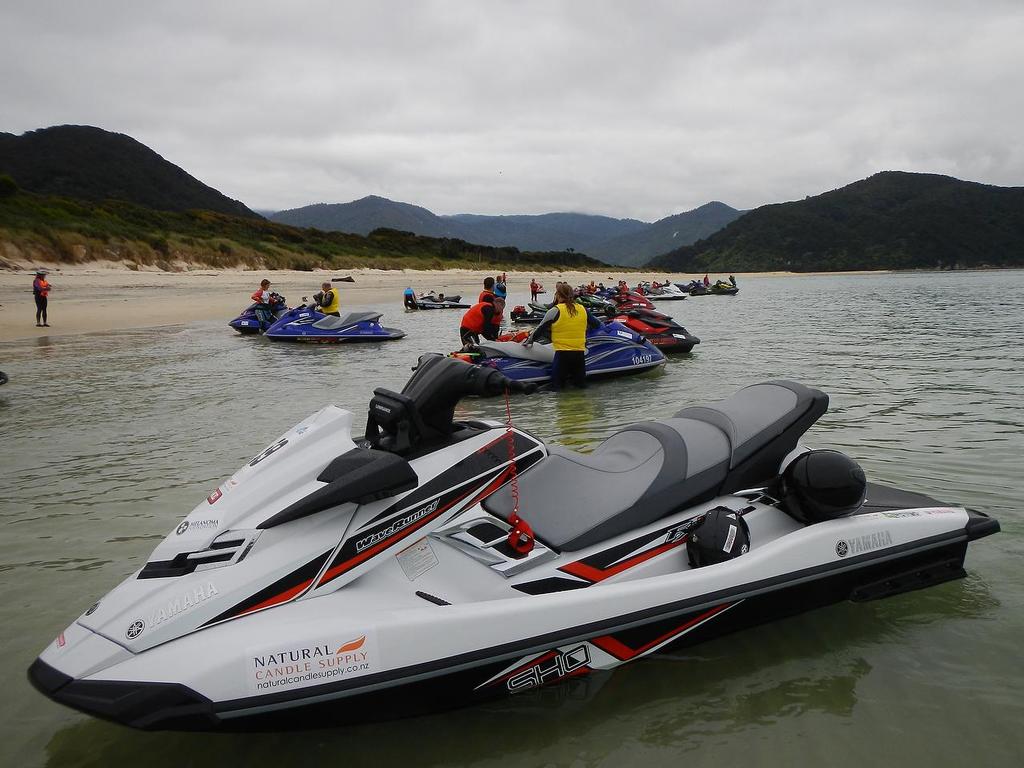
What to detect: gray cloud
<box><xmin>2</xmin><ymin>0</ymin><xmax>1022</xmax><ymax>219</ymax></box>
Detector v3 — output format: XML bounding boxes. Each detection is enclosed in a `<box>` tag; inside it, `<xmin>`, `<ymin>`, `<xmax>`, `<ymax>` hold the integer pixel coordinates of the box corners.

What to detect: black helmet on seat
<box><xmin>779</xmin><ymin>450</ymin><xmax>867</xmax><ymax>524</ymax></box>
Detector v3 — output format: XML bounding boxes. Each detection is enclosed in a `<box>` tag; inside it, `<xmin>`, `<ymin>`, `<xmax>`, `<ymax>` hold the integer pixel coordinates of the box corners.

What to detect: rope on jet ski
<box><xmin>503</xmin><ymin>386</ymin><xmax>535</xmax><ymax>554</ymax></box>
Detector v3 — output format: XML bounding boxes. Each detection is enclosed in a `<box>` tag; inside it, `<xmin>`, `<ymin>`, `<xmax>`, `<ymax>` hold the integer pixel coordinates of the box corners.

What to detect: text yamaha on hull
<box><xmin>29</xmin><ymin>357</ymin><xmax>999</xmax><ymax>730</ymax></box>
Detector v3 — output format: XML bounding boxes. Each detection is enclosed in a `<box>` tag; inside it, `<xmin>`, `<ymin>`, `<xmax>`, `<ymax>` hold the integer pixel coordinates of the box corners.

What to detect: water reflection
<box><xmin>1</xmin><ymin>270</ymin><xmax>1021</xmax><ymax>767</ymax></box>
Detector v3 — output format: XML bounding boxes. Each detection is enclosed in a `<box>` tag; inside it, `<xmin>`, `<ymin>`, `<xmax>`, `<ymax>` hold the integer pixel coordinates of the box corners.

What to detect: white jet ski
<box><xmin>29</xmin><ymin>356</ymin><xmax>999</xmax><ymax>730</ymax></box>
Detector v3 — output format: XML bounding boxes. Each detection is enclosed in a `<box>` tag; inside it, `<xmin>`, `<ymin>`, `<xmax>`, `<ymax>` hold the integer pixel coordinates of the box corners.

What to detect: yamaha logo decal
<box><xmin>126</xmin><ymin>619</ymin><xmax>146</xmax><ymax>640</ymax></box>
<box><xmin>176</xmin><ymin>520</ymin><xmax>190</xmax><ymax>535</ymax></box>
<box><xmin>836</xmin><ymin>540</ymin><xmax>849</xmax><ymax>557</ymax></box>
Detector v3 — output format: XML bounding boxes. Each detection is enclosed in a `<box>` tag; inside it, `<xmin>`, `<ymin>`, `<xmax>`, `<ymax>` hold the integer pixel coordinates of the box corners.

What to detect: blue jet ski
<box><xmin>468</xmin><ymin>321</ymin><xmax>665</xmax><ymax>384</ymax></box>
<box><xmin>264</xmin><ymin>306</ymin><xmax>406</xmax><ymax>343</ymax></box>
<box><xmin>228</xmin><ymin>293</ymin><xmax>288</xmax><ymax>334</ymax></box>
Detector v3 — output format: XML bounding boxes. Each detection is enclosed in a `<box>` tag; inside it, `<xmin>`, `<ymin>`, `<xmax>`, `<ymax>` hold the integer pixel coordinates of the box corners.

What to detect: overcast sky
<box><xmin>3</xmin><ymin>0</ymin><xmax>1022</xmax><ymax>220</ymax></box>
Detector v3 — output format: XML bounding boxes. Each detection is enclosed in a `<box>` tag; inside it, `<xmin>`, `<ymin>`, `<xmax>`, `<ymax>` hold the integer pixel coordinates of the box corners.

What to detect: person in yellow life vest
<box><xmin>525</xmin><ymin>282</ymin><xmax>600</xmax><ymax>390</ymax></box>
<box><xmin>314</xmin><ymin>282</ymin><xmax>341</xmax><ymax>316</ymax></box>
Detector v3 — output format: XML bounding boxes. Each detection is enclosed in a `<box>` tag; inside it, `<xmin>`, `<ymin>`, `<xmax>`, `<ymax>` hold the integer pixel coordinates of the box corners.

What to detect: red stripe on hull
<box><xmin>558</xmin><ymin>538</ymin><xmax>686</xmax><ymax>583</ymax></box>
<box><xmin>591</xmin><ymin>603</ymin><xmax>733</xmax><ymax>661</ymax></box>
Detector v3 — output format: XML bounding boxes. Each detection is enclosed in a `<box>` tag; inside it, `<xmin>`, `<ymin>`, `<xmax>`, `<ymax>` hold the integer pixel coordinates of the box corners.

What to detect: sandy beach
<box><xmin>0</xmin><ymin>262</ymin><xmax>876</xmax><ymax>343</ymax></box>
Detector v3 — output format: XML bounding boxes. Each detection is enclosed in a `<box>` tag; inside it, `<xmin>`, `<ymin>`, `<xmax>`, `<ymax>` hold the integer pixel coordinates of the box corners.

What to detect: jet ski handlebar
<box><xmin>365</xmin><ymin>354</ymin><xmax>534</xmax><ymax>454</ymax></box>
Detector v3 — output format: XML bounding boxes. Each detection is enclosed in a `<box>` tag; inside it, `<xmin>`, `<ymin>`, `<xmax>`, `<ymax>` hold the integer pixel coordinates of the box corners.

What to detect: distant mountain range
<box><xmin>0</xmin><ymin>125</ymin><xmax>260</xmax><ymax>219</ymax></box>
<box><xmin>649</xmin><ymin>171</ymin><xmax>1024</xmax><ymax>272</ymax></box>
<box><xmin>585</xmin><ymin>202</ymin><xmax>745</xmax><ymax>265</ymax></box>
<box><xmin>4</xmin><ymin>125</ymin><xmax>1022</xmax><ymax>274</ymax></box>
<box><xmin>270</xmin><ymin>197</ymin><xmax>744</xmax><ymax>265</ymax></box>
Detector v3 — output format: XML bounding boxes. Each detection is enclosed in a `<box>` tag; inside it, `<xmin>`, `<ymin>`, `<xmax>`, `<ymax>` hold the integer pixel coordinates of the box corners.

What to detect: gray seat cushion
<box><xmin>484</xmin><ymin>380</ymin><xmax>827</xmax><ymax>551</ymax></box>
<box><xmin>477</xmin><ymin>340</ymin><xmax>556</xmax><ymax>363</ymax></box>
<box><xmin>312</xmin><ymin>311</ymin><xmax>382</xmax><ymax>330</ymax></box>
<box><xmin>674</xmin><ymin>380</ymin><xmax>827</xmax><ymax>489</ymax></box>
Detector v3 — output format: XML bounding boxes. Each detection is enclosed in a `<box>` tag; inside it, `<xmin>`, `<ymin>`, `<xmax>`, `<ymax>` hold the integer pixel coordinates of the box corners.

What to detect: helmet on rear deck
<box><xmin>779</xmin><ymin>450</ymin><xmax>867</xmax><ymax>524</ymax></box>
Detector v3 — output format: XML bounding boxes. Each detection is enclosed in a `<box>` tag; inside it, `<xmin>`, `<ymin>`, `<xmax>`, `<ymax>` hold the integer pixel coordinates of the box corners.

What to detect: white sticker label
<box><xmin>396</xmin><ymin>537</ymin><xmax>439</xmax><ymax>581</ymax></box>
<box><xmin>723</xmin><ymin>524</ymin><xmax>737</xmax><ymax>553</ymax></box>
<box><xmin>246</xmin><ymin>630</ymin><xmax>379</xmax><ymax>695</ymax></box>
<box><xmin>616</xmin><ymin>330</ymin><xmax>633</xmax><ymax>339</ymax></box>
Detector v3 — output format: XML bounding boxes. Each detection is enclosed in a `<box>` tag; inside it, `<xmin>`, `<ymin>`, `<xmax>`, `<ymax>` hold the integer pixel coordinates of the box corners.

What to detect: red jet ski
<box><xmin>613</xmin><ymin>307</ymin><xmax>701</xmax><ymax>353</ymax></box>
<box><xmin>612</xmin><ymin>290</ymin><xmax>655</xmax><ymax>311</ymax></box>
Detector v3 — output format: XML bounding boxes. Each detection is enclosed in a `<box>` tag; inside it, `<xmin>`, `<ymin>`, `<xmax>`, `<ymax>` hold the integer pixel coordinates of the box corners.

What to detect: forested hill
<box><xmin>648</xmin><ymin>172</ymin><xmax>1024</xmax><ymax>272</ymax></box>
<box><xmin>586</xmin><ymin>201</ymin><xmax>744</xmax><ymax>266</ymax></box>
<box><xmin>0</xmin><ymin>185</ymin><xmax>610</xmax><ymax>272</ymax></box>
<box><xmin>0</xmin><ymin>125</ymin><xmax>260</xmax><ymax>219</ymax></box>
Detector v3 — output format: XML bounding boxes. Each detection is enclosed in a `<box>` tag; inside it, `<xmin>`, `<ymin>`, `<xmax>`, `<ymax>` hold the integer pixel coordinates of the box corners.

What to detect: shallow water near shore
<box><xmin>1</xmin><ymin>270</ymin><xmax>1022</xmax><ymax>767</ymax></box>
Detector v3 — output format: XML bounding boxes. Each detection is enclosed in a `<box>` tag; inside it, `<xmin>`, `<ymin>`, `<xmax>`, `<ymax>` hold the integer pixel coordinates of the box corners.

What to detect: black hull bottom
<box><xmin>29</xmin><ymin>539</ymin><xmax>972</xmax><ymax>731</ymax></box>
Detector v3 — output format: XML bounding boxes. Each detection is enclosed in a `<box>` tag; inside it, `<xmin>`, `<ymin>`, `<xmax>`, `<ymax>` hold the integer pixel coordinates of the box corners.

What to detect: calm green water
<box><xmin>1</xmin><ymin>271</ymin><xmax>1022</xmax><ymax>767</ymax></box>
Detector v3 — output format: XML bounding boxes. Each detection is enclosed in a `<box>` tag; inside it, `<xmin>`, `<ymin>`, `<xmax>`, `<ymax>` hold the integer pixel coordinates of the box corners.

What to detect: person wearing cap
<box><xmin>33</xmin><ymin>270</ymin><xmax>51</xmax><ymax>327</ymax></box>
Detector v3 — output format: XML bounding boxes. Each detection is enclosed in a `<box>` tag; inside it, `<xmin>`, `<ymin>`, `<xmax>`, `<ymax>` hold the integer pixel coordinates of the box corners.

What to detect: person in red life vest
<box><xmin>703</xmin><ymin>273</ymin><xmax>710</xmax><ymax>287</ymax></box>
<box><xmin>478</xmin><ymin>276</ymin><xmax>496</xmax><ymax>304</ymax></box>
<box><xmin>476</xmin><ymin>275</ymin><xmax>504</xmax><ymax>336</ymax></box>
<box><xmin>33</xmin><ymin>269</ymin><xmax>51</xmax><ymax>327</ymax></box>
<box><xmin>530</xmin><ymin>278</ymin><xmax>539</xmax><ymax>302</ymax></box>
<box><xmin>490</xmin><ymin>295</ymin><xmax>505</xmax><ymax>336</ymax></box>
<box><xmin>459</xmin><ymin>294</ymin><xmax>498</xmax><ymax>347</ymax></box>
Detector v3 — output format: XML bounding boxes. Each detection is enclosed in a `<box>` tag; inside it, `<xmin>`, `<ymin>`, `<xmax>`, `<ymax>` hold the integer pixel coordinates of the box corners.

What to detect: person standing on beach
<box><xmin>33</xmin><ymin>270</ymin><xmax>51</xmax><ymax>327</ymax></box>
<box><xmin>530</xmin><ymin>278</ymin><xmax>539</xmax><ymax>302</ymax></box>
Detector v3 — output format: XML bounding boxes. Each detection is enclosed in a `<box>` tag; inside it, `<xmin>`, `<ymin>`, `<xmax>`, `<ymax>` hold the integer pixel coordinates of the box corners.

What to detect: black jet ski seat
<box><xmin>312</xmin><ymin>311</ymin><xmax>382</xmax><ymax>330</ymax></box>
<box><xmin>483</xmin><ymin>381</ymin><xmax>828</xmax><ymax>551</ymax></box>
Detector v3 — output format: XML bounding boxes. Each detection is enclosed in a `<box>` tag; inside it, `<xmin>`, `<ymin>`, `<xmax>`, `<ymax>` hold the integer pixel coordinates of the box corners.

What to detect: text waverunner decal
<box><xmin>246</xmin><ymin>631</ymin><xmax>378</xmax><ymax>694</ymax></box>
<box><xmin>355</xmin><ymin>499</ymin><xmax>439</xmax><ymax>553</ymax></box>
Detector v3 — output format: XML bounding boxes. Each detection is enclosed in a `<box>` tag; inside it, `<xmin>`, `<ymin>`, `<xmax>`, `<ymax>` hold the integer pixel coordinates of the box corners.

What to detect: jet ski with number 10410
<box><xmin>29</xmin><ymin>356</ymin><xmax>999</xmax><ymax>731</ymax></box>
<box><xmin>466</xmin><ymin>320</ymin><xmax>665</xmax><ymax>384</ymax></box>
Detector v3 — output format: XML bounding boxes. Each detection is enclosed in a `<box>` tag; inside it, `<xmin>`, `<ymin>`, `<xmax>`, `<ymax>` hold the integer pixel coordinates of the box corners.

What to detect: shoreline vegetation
<box><xmin>0</xmin><ymin>185</ymin><xmax>610</xmax><ymax>274</ymax></box>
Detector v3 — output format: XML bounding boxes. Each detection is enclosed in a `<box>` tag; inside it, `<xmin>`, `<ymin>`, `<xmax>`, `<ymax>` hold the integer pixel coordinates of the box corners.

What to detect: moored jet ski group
<box><xmin>29</xmin><ymin>352</ymin><xmax>1001</xmax><ymax>731</ymax></box>
<box><xmin>227</xmin><ymin>274</ymin><xmax>713</xmax><ymax>386</ymax></box>
<box><xmin>24</xmin><ymin>267</ymin><xmax>1001</xmax><ymax>734</ymax></box>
